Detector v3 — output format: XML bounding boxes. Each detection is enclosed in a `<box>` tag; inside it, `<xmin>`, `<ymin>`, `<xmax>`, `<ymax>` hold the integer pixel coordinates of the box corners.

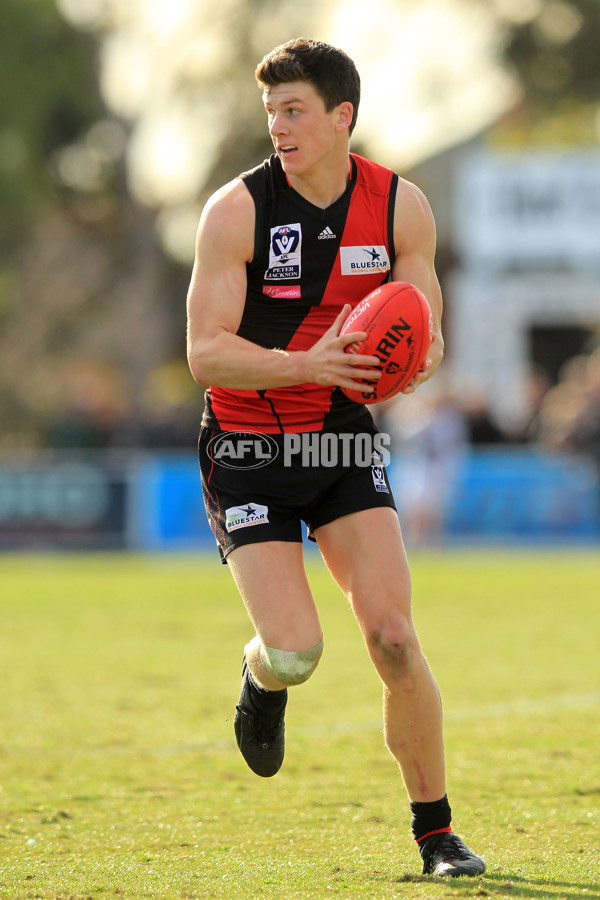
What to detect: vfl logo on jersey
<box><xmin>225</xmin><ymin>502</ymin><xmax>269</xmax><ymax>533</ymax></box>
<box><xmin>340</xmin><ymin>245</ymin><xmax>390</xmax><ymax>276</ymax></box>
<box><xmin>265</xmin><ymin>223</ymin><xmax>302</xmax><ymax>280</ymax></box>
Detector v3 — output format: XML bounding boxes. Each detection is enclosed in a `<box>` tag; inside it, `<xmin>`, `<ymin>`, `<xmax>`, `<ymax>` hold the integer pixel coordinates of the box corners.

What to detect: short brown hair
<box><xmin>255</xmin><ymin>38</ymin><xmax>361</xmax><ymax>135</ymax></box>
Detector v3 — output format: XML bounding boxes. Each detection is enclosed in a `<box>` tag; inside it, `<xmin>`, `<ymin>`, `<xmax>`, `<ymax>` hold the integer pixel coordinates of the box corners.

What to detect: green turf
<box><xmin>0</xmin><ymin>550</ymin><xmax>598</xmax><ymax>899</ymax></box>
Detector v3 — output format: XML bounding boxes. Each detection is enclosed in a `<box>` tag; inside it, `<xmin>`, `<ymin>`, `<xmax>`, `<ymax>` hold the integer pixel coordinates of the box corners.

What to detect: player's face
<box><xmin>263</xmin><ymin>81</ymin><xmax>347</xmax><ymax>177</ymax></box>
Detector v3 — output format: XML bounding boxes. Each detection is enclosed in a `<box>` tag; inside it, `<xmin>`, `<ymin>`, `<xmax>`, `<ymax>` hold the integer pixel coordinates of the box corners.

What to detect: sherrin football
<box><xmin>340</xmin><ymin>281</ymin><xmax>432</xmax><ymax>404</ymax></box>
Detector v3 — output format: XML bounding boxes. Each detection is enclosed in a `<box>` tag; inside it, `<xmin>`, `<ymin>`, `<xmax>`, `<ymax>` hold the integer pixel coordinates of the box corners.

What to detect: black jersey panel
<box><xmin>203</xmin><ymin>153</ymin><xmax>398</xmax><ymax>433</ymax></box>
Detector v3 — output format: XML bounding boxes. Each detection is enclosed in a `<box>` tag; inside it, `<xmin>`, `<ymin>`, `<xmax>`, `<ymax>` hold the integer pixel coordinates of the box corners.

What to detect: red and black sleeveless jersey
<box><xmin>202</xmin><ymin>153</ymin><xmax>398</xmax><ymax>433</ymax></box>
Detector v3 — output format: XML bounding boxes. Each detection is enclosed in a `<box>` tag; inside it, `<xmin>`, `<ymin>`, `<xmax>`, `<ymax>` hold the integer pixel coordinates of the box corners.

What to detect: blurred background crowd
<box><xmin>1</xmin><ymin>0</ymin><xmax>599</xmax><ymax>548</ymax></box>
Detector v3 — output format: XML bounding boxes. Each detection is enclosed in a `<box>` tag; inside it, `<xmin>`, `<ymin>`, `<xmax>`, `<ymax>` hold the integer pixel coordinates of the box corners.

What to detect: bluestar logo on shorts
<box><xmin>225</xmin><ymin>503</ymin><xmax>269</xmax><ymax>532</ymax></box>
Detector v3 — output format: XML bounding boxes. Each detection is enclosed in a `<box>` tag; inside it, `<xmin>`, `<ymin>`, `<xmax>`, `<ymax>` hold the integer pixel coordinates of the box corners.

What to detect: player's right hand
<box><xmin>301</xmin><ymin>304</ymin><xmax>382</xmax><ymax>391</ymax></box>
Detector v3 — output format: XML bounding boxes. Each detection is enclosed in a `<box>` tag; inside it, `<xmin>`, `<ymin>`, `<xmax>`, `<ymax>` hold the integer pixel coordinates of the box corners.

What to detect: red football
<box><xmin>340</xmin><ymin>281</ymin><xmax>432</xmax><ymax>404</ymax></box>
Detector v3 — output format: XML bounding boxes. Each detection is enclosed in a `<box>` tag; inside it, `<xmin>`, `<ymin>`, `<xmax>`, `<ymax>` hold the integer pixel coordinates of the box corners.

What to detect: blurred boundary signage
<box><xmin>126</xmin><ymin>451</ymin><xmax>600</xmax><ymax>548</ymax></box>
<box><xmin>455</xmin><ymin>151</ymin><xmax>600</xmax><ymax>265</ymax></box>
<box><xmin>0</xmin><ymin>454</ymin><xmax>130</xmax><ymax>550</ymax></box>
<box><xmin>443</xmin><ymin>449</ymin><xmax>600</xmax><ymax>541</ymax></box>
<box><xmin>0</xmin><ymin>449</ymin><xmax>597</xmax><ymax>550</ymax></box>
<box><xmin>127</xmin><ymin>455</ymin><xmax>213</xmax><ymax>551</ymax></box>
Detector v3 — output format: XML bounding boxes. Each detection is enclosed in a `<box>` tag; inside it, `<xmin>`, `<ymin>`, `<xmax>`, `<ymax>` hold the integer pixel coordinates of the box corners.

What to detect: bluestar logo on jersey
<box><xmin>225</xmin><ymin>503</ymin><xmax>269</xmax><ymax>532</ymax></box>
<box><xmin>340</xmin><ymin>245</ymin><xmax>390</xmax><ymax>275</ymax></box>
<box><xmin>208</xmin><ymin>432</ymin><xmax>279</xmax><ymax>469</ymax></box>
<box><xmin>265</xmin><ymin>223</ymin><xmax>302</xmax><ymax>280</ymax></box>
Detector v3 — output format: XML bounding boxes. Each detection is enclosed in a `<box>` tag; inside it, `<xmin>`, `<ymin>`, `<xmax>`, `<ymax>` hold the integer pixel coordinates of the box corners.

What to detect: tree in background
<box><xmin>485</xmin><ymin>0</ymin><xmax>600</xmax><ymax>145</ymax></box>
<box><xmin>0</xmin><ymin>0</ymin><xmax>190</xmax><ymax>447</ymax></box>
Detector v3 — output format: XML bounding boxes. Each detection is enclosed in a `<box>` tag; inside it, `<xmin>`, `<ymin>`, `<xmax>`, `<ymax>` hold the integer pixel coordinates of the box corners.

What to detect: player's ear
<box><xmin>335</xmin><ymin>101</ymin><xmax>353</xmax><ymax>133</ymax></box>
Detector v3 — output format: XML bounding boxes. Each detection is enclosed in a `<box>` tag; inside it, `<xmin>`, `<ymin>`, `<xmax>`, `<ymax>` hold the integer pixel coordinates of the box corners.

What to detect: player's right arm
<box><xmin>186</xmin><ymin>180</ymin><xmax>381</xmax><ymax>391</ymax></box>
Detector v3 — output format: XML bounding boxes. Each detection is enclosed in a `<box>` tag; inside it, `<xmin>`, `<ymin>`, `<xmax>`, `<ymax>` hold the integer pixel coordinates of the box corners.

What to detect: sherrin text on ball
<box><xmin>340</xmin><ymin>281</ymin><xmax>432</xmax><ymax>404</ymax></box>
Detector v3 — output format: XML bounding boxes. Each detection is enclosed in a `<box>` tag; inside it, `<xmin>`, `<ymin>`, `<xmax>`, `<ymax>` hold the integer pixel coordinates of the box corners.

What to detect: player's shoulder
<box><xmin>393</xmin><ymin>175</ymin><xmax>436</xmax><ymax>240</ymax></box>
<box><xmin>202</xmin><ymin>156</ymin><xmax>279</xmax><ymax>223</ymax></box>
<box><xmin>200</xmin><ymin>178</ymin><xmax>255</xmax><ymax>235</ymax></box>
<box><xmin>395</xmin><ymin>174</ymin><xmax>432</xmax><ymax>214</ymax></box>
<box><xmin>196</xmin><ymin>178</ymin><xmax>255</xmax><ymax>260</ymax></box>
<box><xmin>203</xmin><ymin>177</ymin><xmax>255</xmax><ymax>221</ymax></box>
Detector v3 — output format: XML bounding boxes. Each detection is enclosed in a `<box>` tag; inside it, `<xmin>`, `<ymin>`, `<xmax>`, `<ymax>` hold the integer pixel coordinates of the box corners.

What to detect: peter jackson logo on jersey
<box><xmin>340</xmin><ymin>245</ymin><xmax>390</xmax><ymax>276</ymax></box>
<box><xmin>265</xmin><ymin>223</ymin><xmax>302</xmax><ymax>280</ymax></box>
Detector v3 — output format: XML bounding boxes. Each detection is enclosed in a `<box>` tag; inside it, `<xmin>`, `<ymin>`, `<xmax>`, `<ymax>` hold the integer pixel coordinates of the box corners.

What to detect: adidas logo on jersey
<box><xmin>318</xmin><ymin>226</ymin><xmax>336</xmax><ymax>240</ymax></box>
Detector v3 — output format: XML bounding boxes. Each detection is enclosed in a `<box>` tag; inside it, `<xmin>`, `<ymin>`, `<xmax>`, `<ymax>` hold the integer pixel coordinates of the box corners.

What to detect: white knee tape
<box><xmin>259</xmin><ymin>637</ymin><xmax>324</xmax><ymax>685</ymax></box>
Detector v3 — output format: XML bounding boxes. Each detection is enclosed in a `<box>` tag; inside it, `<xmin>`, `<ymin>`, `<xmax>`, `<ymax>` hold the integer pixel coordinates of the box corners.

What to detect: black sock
<box><xmin>410</xmin><ymin>794</ymin><xmax>452</xmax><ymax>842</ymax></box>
<box><xmin>247</xmin><ymin>669</ymin><xmax>287</xmax><ymax>714</ymax></box>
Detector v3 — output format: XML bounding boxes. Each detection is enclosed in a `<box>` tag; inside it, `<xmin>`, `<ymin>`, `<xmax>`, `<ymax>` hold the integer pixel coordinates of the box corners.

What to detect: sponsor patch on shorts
<box><xmin>371</xmin><ymin>458</ymin><xmax>389</xmax><ymax>493</ymax></box>
<box><xmin>225</xmin><ymin>502</ymin><xmax>269</xmax><ymax>532</ymax></box>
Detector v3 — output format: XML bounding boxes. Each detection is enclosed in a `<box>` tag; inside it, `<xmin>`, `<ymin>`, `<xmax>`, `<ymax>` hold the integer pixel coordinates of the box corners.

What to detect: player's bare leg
<box><xmin>316</xmin><ymin>507</ymin><xmax>485</xmax><ymax>875</ymax></box>
<box><xmin>316</xmin><ymin>507</ymin><xmax>445</xmax><ymax>801</ymax></box>
<box><xmin>227</xmin><ymin>541</ymin><xmax>323</xmax><ymax>775</ymax></box>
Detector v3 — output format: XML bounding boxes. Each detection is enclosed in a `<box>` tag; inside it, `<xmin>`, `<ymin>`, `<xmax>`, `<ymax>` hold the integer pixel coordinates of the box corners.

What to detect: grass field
<box><xmin>0</xmin><ymin>550</ymin><xmax>598</xmax><ymax>899</ymax></box>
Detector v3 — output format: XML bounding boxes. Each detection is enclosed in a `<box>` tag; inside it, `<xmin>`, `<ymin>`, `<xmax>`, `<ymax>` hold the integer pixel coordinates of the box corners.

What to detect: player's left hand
<box><xmin>401</xmin><ymin>330</ymin><xmax>444</xmax><ymax>394</ymax></box>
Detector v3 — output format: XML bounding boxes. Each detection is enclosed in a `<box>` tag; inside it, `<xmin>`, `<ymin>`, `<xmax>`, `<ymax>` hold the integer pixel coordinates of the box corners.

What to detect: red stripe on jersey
<box><xmin>287</xmin><ymin>156</ymin><xmax>394</xmax><ymax>349</ymax></box>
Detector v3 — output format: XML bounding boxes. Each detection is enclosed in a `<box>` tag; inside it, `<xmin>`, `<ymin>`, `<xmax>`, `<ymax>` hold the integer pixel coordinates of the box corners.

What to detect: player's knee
<box><xmin>368</xmin><ymin>615</ymin><xmax>415</xmax><ymax>675</ymax></box>
<box><xmin>259</xmin><ymin>638</ymin><xmax>323</xmax><ymax>686</ymax></box>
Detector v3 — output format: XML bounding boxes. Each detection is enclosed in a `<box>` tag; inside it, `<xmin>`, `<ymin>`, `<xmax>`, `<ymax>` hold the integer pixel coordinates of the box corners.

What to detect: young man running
<box><xmin>186</xmin><ymin>38</ymin><xmax>485</xmax><ymax>878</ymax></box>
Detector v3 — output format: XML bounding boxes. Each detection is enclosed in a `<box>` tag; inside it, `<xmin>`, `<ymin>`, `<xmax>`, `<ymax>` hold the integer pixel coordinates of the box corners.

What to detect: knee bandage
<box><xmin>259</xmin><ymin>637</ymin><xmax>323</xmax><ymax>686</ymax></box>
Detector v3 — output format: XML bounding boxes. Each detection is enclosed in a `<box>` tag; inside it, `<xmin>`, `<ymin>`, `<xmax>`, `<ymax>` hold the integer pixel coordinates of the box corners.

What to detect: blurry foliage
<box><xmin>485</xmin><ymin>0</ymin><xmax>600</xmax><ymax>144</ymax></box>
<box><xmin>0</xmin><ymin>0</ymin><xmax>102</xmax><ymax>221</ymax></box>
<box><xmin>501</xmin><ymin>0</ymin><xmax>600</xmax><ymax>106</ymax></box>
<box><xmin>0</xmin><ymin>0</ymin><xmax>178</xmax><ymax>447</ymax></box>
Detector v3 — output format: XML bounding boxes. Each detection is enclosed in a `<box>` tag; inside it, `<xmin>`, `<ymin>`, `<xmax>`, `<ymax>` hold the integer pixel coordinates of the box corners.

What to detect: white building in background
<box><xmin>416</xmin><ymin>148</ymin><xmax>600</xmax><ymax>431</ymax></box>
<box><xmin>448</xmin><ymin>151</ymin><xmax>600</xmax><ymax>430</ymax></box>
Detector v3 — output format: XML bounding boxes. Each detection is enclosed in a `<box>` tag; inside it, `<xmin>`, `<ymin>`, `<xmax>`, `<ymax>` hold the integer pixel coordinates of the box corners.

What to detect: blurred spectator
<box><xmin>381</xmin><ymin>387</ymin><xmax>469</xmax><ymax>548</ymax></box>
<box><xmin>531</xmin><ymin>345</ymin><xmax>600</xmax><ymax>529</ymax></box>
<box><xmin>520</xmin><ymin>367</ymin><xmax>552</xmax><ymax>443</ymax></box>
<box><xmin>532</xmin><ymin>346</ymin><xmax>600</xmax><ymax>458</ymax></box>
<box><xmin>574</xmin><ymin>351</ymin><xmax>600</xmax><ymax>458</ymax></box>
<box><xmin>47</xmin><ymin>360</ymin><xmax>129</xmax><ymax>449</ymax></box>
<box><xmin>45</xmin><ymin>358</ymin><xmax>201</xmax><ymax>450</ymax></box>
<box><xmin>138</xmin><ymin>361</ymin><xmax>201</xmax><ymax>449</ymax></box>
<box><xmin>459</xmin><ymin>387</ymin><xmax>508</xmax><ymax>445</ymax></box>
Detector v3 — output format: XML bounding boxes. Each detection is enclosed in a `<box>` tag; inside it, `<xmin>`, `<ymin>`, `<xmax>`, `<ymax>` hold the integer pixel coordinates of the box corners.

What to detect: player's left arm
<box><xmin>391</xmin><ymin>179</ymin><xmax>444</xmax><ymax>393</ymax></box>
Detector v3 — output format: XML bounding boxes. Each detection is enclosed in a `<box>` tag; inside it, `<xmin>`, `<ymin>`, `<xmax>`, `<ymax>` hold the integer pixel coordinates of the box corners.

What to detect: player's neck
<box><xmin>286</xmin><ymin>152</ymin><xmax>352</xmax><ymax>210</ymax></box>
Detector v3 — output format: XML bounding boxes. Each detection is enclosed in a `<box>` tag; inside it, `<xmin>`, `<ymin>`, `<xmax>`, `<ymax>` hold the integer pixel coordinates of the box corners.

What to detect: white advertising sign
<box><xmin>455</xmin><ymin>152</ymin><xmax>600</xmax><ymax>265</ymax></box>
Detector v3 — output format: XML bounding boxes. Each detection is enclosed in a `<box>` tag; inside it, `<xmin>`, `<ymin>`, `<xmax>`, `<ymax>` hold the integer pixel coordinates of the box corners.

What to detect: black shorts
<box><xmin>199</xmin><ymin>411</ymin><xmax>397</xmax><ymax>563</ymax></box>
